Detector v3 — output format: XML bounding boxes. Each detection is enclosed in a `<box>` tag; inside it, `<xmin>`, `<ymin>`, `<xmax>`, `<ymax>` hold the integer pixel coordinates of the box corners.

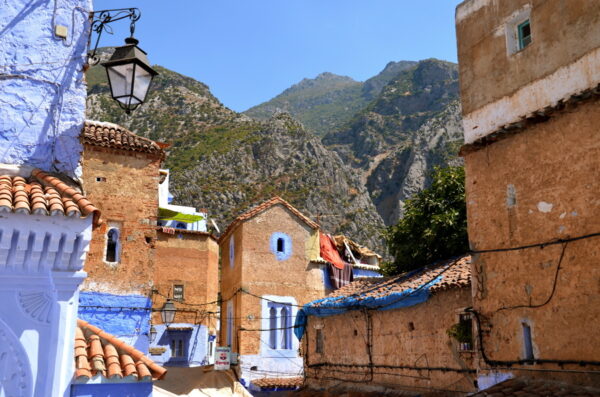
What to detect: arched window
<box><xmin>269</xmin><ymin>307</ymin><xmax>277</xmax><ymax>349</ymax></box>
<box><xmin>175</xmin><ymin>222</ymin><xmax>187</xmax><ymax>230</ymax></box>
<box><xmin>105</xmin><ymin>228</ymin><xmax>120</xmax><ymax>263</ymax></box>
<box><xmin>229</xmin><ymin>236</ymin><xmax>235</xmax><ymax>268</ymax></box>
<box><xmin>280</xmin><ymin>306</ymin><xmax>290</xmax><ymax>349</ymax></box>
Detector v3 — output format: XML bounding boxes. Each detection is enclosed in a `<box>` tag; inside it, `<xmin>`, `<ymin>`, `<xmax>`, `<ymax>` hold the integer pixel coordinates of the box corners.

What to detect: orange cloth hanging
<box><xmin>320</xmin><ymin>232</ymin><xmax>345</xmax><ymax>270</ymax></box>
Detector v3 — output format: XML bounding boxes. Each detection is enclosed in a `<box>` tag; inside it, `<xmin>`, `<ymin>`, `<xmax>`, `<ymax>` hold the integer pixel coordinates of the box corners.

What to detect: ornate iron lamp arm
<box><xmin>88</xmin><ymin>8</ymin><xmax>141</xmax><ymax>65</ymax></box>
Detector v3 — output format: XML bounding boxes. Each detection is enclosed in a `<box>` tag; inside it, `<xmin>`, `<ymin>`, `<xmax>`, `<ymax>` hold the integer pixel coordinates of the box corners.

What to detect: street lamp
<box><xmin>149</xmin><ymin>325</ymin><xmax>157</xmax><ymax>343</ymax></box>
<box><xmin>161</xmin><ymin>299</ymin><xmax>176</xmax><ymax>326</ymax></box>
<box><xmin>88</xmin><ymin>8</ymin><xmax>158</xmax><ymax>113</ymax></box>
<box><xmin>102</xmin><ymin>37</ymin><xmax>158</xmax><ymax>113</ymax></box>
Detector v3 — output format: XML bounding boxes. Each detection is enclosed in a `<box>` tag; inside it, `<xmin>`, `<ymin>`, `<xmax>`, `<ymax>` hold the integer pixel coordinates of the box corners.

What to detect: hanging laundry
<box><xmin>328</xmin><ymin>262</ymin><xmax>354</xmax><ymax>290</ymax></box>
<box><xmin>320</xmin><ymin>232</ymin><xmax>344</xmax><ymax>269</ymax></box>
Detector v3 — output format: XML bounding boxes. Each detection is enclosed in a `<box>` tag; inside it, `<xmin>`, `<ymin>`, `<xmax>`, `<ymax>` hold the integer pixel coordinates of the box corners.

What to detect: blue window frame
<box><xmin>268</xmin><ymin>302</ymin><xmax>292</xmax><ymax>350</ymax></box>
<box><xmin>269</xmin><ymin>232</ymin><xmax>292</xmax><ymax>261</ymax></box>
<box><xmin>518</xmin><ymin>19</ymin><xmax>531</xmax><ymax>50</ymax></box>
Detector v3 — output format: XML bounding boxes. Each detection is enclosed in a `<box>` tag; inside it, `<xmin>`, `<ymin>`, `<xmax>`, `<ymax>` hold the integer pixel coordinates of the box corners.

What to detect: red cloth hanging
<box><xmin>320</xmin><ymin>232</ymin><xmax>345</xmax><ymax>270</ymax></box>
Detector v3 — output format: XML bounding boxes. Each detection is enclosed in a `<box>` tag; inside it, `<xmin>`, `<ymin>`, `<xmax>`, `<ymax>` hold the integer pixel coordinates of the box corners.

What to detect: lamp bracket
<box><xmin>88</xmin><ymin>8</ymin><xmax>141</xmax><ymax>65</ymax></box>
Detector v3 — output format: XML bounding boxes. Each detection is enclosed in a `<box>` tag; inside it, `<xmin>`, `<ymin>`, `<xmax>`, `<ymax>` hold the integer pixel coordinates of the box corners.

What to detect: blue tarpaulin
<box><xmin>294</xmin><ymin>273</ymin><xmax>443</xmax><ymax>340</ymax></box>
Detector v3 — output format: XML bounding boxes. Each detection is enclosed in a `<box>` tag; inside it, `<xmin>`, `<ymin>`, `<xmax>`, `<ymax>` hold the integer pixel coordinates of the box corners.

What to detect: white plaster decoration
<box><xmin>0</xmin><ymin>316</ymin><xmax>33</xmax><ymax>397</ymax></box>
<box><xmin>463</xmin><ymin>46</ymin><xmax>600</xmax><ymax>143</ymax></box>
<box><xmin>18</xmin><ymin>291</ymin><xmax>55</xmax><ymax>324</ymax></box>
<box><xmin>455</xmin><ymin>0</ymin><xmax>491</xmax><ymax>23</ymax></box>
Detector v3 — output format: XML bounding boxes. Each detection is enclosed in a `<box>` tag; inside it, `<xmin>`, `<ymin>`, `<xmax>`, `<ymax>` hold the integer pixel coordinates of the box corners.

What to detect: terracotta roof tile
<box><xmin>82</xmin><ymin>120</ymin><xmax>165</xmax><ymax>157</ymax></box>
<box><xmin>0</xmin><ymin>169</ymin><xmax>101</xmax><ymax>226</ymax></box>
<box><xmin>472</xmin><ymin>377</ymin><xmax>600</xmax><ymax>396</ymax></box>
<box><xmin>252</xmin><ymin>377</ymin><xmax>303</xmax><ymax>389</ymax></box>
<box><xmin>313</xmin><ymin>255</ymin><xmax>471</xmax><ymax>306</ymax></box>
<box><xmin>219</xmin><ymin>196</ymin><xmax>319</xmax><ymax>243</ymax></box>
<box><xmin>74</xmin><ymin>319</ymin><xmax>166</xmax><ymax>382</ymax></box>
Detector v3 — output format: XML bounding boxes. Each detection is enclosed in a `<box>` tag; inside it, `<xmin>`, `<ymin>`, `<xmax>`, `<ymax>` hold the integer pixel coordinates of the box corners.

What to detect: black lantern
<box><xmin>102</xmin><ymin>36</ymin><xmax>158</xmax><ymax>113</ymax></box>
<box><xmin>149</xmin><ymin>325</ymin><xmax>157</xmax><ymax>343</ymax></box>
<box><xmin>161</xmin><ymin>299</ymin><xmax>176</xmax><ymax>325</ymax></box>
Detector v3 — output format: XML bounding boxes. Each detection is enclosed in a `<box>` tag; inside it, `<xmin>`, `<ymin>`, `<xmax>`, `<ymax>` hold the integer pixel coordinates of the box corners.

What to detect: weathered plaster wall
<box><xmin>0</xmin><ymin>0</ymin><xmax>92</xmax><ymax>177</ymax></box>
<box><xmin>78</xmin><ymin>292</ymin><xmax>151</xmax><ymax>352</ymax></box>
<box><xmin>464</xmin><ymin>98</ymin><xmax>600</xmax><ymax>386</ymax></box>
<box><xmin>456</xmin><ymin>0</ymin><xmax>600</xmax><ymax>142</ymax></box>
<box><xmin>304</xmin><ymin>288</ymin><xmax>475</xmax><ymax>395</ymax></box>
<box><xmin>81</xmin><ymin>146</ymin><xmax>161</xmax><ymax>295</ymax></box>
<box><xmin>219</xmin><ymin>205</ymin><xmax>327</xmax><ymax>384</ymax></box>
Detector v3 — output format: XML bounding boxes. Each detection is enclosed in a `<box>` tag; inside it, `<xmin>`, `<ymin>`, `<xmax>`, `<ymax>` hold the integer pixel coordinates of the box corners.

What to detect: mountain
<box><xmin>244</xmin><ymin>61</ymin><xmax>417</xmax><ymax>136</ymax></box>
<box><xmin>85</xmin><ymin>49</ymin><xmax>386</xmax><ymax>252</ymax></box>
<box><xmin>248</xmin><ymin>59</ymin><xmax>464</xmax><ymax>226</ymax></box>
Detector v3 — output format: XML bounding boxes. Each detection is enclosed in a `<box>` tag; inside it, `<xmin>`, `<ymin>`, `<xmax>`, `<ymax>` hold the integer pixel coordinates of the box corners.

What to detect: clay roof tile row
<box><xmin>75</xmin><ymin>319</ymin><xmax>166</xmax><ymax>382</ymax></box>
<box><xmin>315</xmin><ymin>255</ymin><xmax>471</xmax><ymax>306</ymax></box>
<box><xmin>82</xmin><ymin>120</ymin><xmax>166</xmax><ymax>157</ymax></box>
<box><xmin>252</xmin><ymin>377</ymin><xmax>304</xmax><ymax>389</ymax></box>
<box><xmin>0</xmin><ymin>170</ymin><xmax>101</xmax><ymax>226</ymax></box>
<box><xmin>219</xmin><ymin>196</ymin><xmax>319</xmax><ymax>243</ymax></box>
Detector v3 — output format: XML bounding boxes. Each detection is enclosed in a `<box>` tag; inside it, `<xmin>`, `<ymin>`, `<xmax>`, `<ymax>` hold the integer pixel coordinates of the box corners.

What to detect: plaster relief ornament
<box><xmin>19</xmin><ymin>291</ymin><xmax>55</xmax><ymax>324</ymax></box>
<box><xmin>0</xmin><ymin>317</ymin><xmax>33</xmax><ymax>396</ymax></box>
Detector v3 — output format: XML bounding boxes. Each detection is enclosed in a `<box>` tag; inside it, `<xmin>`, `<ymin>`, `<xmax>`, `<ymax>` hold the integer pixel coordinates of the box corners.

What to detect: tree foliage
<box><xmin>382</xmin><ymin>166</ymin><xmax>468</xmax><ymax>275</ymax></box>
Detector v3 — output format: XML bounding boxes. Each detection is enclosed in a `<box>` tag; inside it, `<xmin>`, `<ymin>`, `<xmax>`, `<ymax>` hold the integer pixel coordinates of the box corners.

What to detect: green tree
<box><xmin>382</xmin><ymin>166</ymin><xmax>468</xmax><ymax>275</ymax></box>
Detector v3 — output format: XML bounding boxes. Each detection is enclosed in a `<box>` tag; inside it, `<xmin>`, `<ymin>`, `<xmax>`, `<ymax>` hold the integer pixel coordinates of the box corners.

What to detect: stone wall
<box><xmin>464</xmin><ymin>98</ymin><xmax>600</xmax><ymax>387</ymax></box>
<box><xmin>0</xmin><ymin>0</ymin><xmax>91</xmax><ymax>177</ymax></box>
<box><xmin>303</xmin><ymin>288</ymin><xmax>476</xmax><ymax>395</ymax></box>
<box><xmin>80</xmin><ymin>145</ymin><xmax>162</xmax><ymax>295</ymax></box>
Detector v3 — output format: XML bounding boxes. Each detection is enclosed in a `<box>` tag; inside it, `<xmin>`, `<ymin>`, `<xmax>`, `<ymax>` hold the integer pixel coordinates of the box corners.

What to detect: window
<box><xmin>175</xmin><ymin>222</ymin><xmax>187</xmax><ymax>230</ymax></box>
<box><xmin>226</xmin><ymin>300</ymin><xmax>234</xmax><ymax>346</ymax></box>
<box><xmin>170</xmin><ymin>338</ymin><xmax>184</xmax><ymax>357</ymax></box>
<box><xmin>173</xmin><ymin>284</ymin><xmax>184</xmax><ymax>301</ymax></box>
<box><xmin>95</xmin><ymin>176</ymin><xmax>106</xmax><ymax>182</ymax></box>
<box><xmin>522</xmin><ymin>322</ymin><xmax>534</xmax><ymax>360</ymax></box>
<box><xmin>105</xmin><ymin>227</ymin><xmax>120</xmax><ymax>263</ymax></box>
<box><xmin>518</xmin><ymin>19</ymin><xmax>532</xmax><ymax>50</ymax></box>
<box><xmin>229</xmin><ymin>236</ymin><xmax>235</xmax><ymax>268</ymax></box>
<box><xmin>269</xmin><ymin>232</ymin><xmax>292</xmax><ymax>261</ymax></box>
<box><xmin>316</xmin><ymin>329</ymin><xmax>324</xmax><ymax>353</ymax></box>
<box><xmin>267</xmin><ymin>302</ymin><xmax>292</xmax><ymax>350</ymax></box>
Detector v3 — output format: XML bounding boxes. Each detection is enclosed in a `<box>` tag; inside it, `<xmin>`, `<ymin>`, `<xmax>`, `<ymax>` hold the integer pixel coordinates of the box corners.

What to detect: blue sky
<box><xmin>94</xmin><ymin>1</ymin><xmax>463</xmax><ymax>112</ymax></box>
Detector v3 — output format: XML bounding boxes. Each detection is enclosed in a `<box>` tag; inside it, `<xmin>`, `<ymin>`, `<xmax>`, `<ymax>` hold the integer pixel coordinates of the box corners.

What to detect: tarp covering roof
<box><xmin>294</xmin><ymin>255</ymin><xmax>471</xmax><ymax>340</ymax></box>
<box><xmin>158</xmin><ymin>207</ymin><xmax>204</xmax><ymax>223</ymax></box>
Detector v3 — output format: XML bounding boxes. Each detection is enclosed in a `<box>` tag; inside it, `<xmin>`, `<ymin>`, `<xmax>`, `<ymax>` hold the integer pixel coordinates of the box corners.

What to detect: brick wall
<box><xmin>152</xmin><ymin>230</ymin><xmax>219</xmax><ymax>331</ymax></box>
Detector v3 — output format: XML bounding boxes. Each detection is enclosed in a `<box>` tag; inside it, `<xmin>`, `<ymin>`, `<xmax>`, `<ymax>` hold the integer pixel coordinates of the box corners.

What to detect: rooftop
<box><xmin>82</xmin><ymin>120</ymin><xmax>166</xmax><ymax>157</ymax></box>
<box><xmin>0</xmin><ymin>168</ymin><xmax>101</xmax><ymax>226</ymax></box>
<box><xmin>75</xmin><ymin>319</ymin><xmax>167</xmax><ymax>382</ymax></box>
<box><xmin>473</xmin><ymin>377</ymin><xmax>600</xmax><ymax>396</ymax></box>
<box><xmin>219</xmin><ymin>196</ymin><xmax>319</xmax><ymax>243</ymax></box>
<box><xmin>310</xmin><ymin>255</ymin><xmax>471</xmax><ymax>309</ymax></box>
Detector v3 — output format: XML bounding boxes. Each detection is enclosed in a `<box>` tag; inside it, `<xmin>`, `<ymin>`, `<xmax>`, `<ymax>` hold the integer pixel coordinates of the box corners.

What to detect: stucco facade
<box><xmin>219</xmin><ymin>199</ymin><xmax>327</xmax><ymax>386</ymax></box>
<box><xmin>0</xmin><ymin>0</ymin><xmax>91</xmax><ymax>178</ymax></box>
<box><xmin>456</xmin><ymin>0</ymin><xmax>600</xmax><ymax>389</ymax></box>
<box><xmin>150</xmin><ymin>229</ymin><xmax>219</xmax><ymax>367</ymax></box>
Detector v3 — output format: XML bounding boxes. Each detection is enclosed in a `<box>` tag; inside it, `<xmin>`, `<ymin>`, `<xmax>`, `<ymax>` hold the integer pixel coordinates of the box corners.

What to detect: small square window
<box><xmin>96</xmin><ymin>176</ymin><xmax>106</xmax><ymax>182</ymax></box>
<box><xmin>173</xmin><ymin>284</ymin><xmax>184</xmax><ymax>301</ymax></box>
<box><xmin>518</xmin><ymin>19</ymin><xmax>532</xmax><ymax>50</ymax></box>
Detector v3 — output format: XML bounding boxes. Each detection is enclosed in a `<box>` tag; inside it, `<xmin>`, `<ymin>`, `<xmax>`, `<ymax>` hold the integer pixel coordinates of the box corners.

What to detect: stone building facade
<box><xmin>456</xmin><ymin>0</ymin><xmax>600</xmax><ymax>389</ymax></box>
<box><xmin>218</xmin><ymin>197</ymin><xmax>328</xmax><ymax>389</ymax></box>
<box><xmin>150</xmin><ymin>228</ymin><xmax>219</xmax><ymax>367</ymax></box>
<box><xmin>79</xmin><ymin>120</ymin><xmax>165</xmax><ymax>351</ymax></box>
<box><xmin>301</xmin><ymin>256</ymin><xmax>475</xmax><ymax>395</ymax></box>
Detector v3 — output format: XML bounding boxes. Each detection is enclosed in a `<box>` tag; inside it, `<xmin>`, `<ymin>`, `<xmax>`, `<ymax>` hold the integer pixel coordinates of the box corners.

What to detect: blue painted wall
<box><xmin>71</xmin><ymin>382</ymin><xmax>152</xmax><ymax>397</ymax></box>
<box><xmin>0</xmin><ymin>0</ymin><xmax>91</xmax><ymax>177</ymax></box>
<box><xmin>78</xmin><ymin>292</ymin><xmax>151</xmax><ymax>352</ymax></box>
<box><xmin>149</xmin><ymin>324</ymin><xmax>211</xmax><ymax>367</ymax></box>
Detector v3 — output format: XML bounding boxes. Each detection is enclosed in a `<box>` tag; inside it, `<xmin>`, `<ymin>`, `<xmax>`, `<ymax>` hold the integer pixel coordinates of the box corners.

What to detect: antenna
<box><xmin>211</xmin><ymin>219</ymin><xmax>221</xmax><ymax>234</ymax></box>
